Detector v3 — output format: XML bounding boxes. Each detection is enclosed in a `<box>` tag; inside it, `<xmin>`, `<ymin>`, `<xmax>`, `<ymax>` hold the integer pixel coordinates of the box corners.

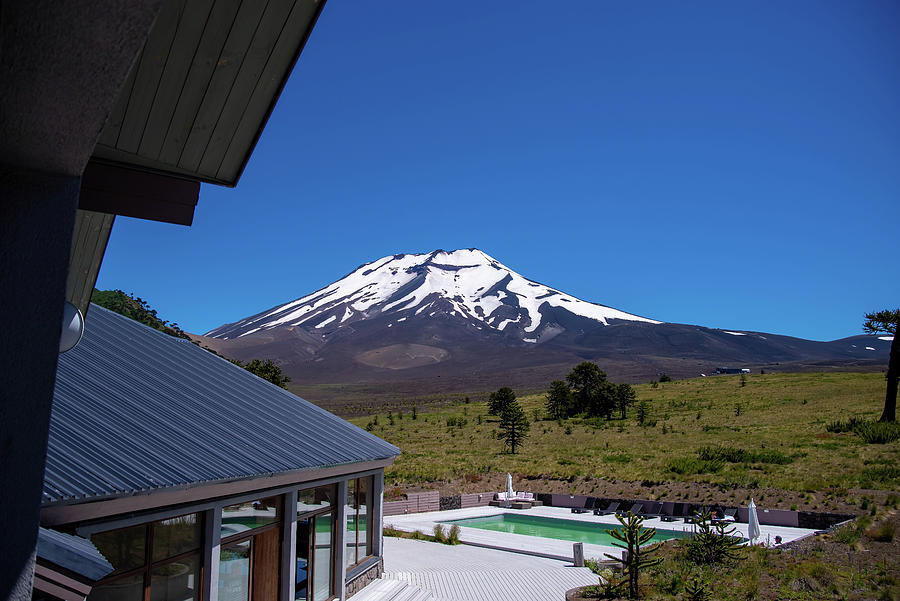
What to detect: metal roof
<box><xmin>91</xmin><ymin>0</ymin><xmax>325</xmax><ymax>186</ymax></box>
<box><xmin>37</xmin><ymin>527</ymin><xmax>114</xmax><ymax>582</ymax></box>
<box><xmin>44</xmin><ymin>305</ymin><xmax>398</xmax><ymax>505</ymax></box>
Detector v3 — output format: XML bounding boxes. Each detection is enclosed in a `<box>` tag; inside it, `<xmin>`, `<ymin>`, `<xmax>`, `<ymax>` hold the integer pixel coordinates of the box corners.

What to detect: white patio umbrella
<box><xmin>747</xmin><ymin>498</ymin><xmax>761</xmax><ymax>544</ymax></box>
<box><xmin>506</xmin><ymin>473</ymin><xmax>514</xmax><ymax>508</ymax></box>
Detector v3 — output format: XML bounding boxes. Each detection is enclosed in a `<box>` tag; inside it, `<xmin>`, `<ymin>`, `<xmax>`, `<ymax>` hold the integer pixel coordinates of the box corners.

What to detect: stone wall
<box><xmin>345</xmin><ymin>558</ymin><xmax>383</xmax><ymax>598</ymax></box>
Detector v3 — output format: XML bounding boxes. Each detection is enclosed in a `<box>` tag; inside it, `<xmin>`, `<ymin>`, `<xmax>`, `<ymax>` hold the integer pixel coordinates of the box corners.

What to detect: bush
<box><xmin>432</xmin><ymin>524</ymin><xmax>446</xmax><ymax>543</ymax></box>
<box><xmin>826</xmin><ymin>417</ymin><xmax>864</xmax><ymax>433</ymax></box>
<box><xmin>668</xmin><ymin>457</ymin><xmax>724</xmax><ymax>475</ymax></box>
<box><xmin>696</xmin><ymin>445</ymin><xmax>792</xmax><ymax>465</ymax></box>
<box><xmin>447</xmin><ymin>524</ymin><xmax>461</xmax><ymax>545</ymax></box>
<box><xmin>854</xmin><ymin>420</ymin><xmax>900</xmax><ymax>444</ymax></box>
<box><xmin>866</xmin><ymin>521</ymin><xmax>895</xmax><ymax>542</ymax></box>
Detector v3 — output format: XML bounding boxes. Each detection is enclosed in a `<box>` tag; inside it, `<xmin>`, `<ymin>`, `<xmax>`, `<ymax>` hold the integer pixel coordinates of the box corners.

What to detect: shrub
<box><xmin>860</xmin><ymin>466</ymin><xmax>900</xmax><ymax>486</ymax></box>
<box><xmin>668</xmin><ymin>457</ymin><xmax>724</xmax><ymax>475</ymax></box>
<box><xmin>659</xmin><ymin>373</ymin><xmax>672</xmax><ymax>383</ymax></box>
<box><xmin>383</xmin><ymin>526</ymin><xmax>403</xmax><ymax>537</ymax></box>
<box><xmin>866</xmin><ymin>521</ymin><xmax>895</xmax><ymax>542</ymax></box>
<box><xmin>447</xmin><ymin>524</ymin><xmax>461</xmax><ymax>545</ymax></box>
<box><xmin>696</xmin><ymin>445</ymin><xmax>792</xmax><ymax>465</ymax></box>
<box><xmin>854</xmin><ymin>420</ymin><xmax>900</xmax><ymax>444</ymax></box>
<box><xmin>832</xmin><ymin>525</ymin><xmax>859</xmax><ymax>545</ymax></box>
<box><xmin>432</xmin><ymin>524</ymin><xmax>446</xmax><ymax>543</ymax></box>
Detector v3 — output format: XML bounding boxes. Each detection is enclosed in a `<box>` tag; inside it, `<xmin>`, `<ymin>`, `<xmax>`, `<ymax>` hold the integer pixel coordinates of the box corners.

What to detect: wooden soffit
<box><xmin>91</xmin><ymin>0</ymin><xmax>325</xmax><ymax>187</ymax></box>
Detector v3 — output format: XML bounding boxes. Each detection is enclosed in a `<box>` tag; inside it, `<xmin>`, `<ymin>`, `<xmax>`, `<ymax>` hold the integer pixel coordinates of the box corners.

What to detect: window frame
<box><xmin>89</xmin><ymin>513</ymin><xmax>203</xmax><ymax>601</ymax></box>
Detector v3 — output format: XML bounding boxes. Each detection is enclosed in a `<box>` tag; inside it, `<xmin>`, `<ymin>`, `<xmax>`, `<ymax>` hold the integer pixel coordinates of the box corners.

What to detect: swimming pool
<box><xmin>440</xmin><ymin>513</ymin><xmax>693</xmax><ymax>546</ymax></box>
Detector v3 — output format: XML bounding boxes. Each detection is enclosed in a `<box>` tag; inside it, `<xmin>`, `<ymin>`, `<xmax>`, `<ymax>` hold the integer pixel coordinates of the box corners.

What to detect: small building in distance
<box><xmin>39</xmin><ymin>305</ymin><xmax>399</xmax><ymax>601</ymax></box>
<box><xmin>714</xmin><ymin>367</ymin><xmax>751</xmax><ymax>375</ymax></box>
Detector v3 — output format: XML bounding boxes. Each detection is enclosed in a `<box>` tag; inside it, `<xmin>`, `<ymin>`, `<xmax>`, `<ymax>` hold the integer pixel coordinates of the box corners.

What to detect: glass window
<box><xmin>312</xmin><ymin>514</ymin><xmax>333</xmax><ymax>601</ymax></box>
<box><xmin>345</xmin><ymin>476</ymin><xmax>375</xmax><ymax>571</ymax></box>
<box><xmin>91</xmin><ymin>525</ymin><xmax>146</xmax><ymax>574</ymax></box>
<box><xmin>152</xmin><ymin>514</ymin><xmax>201</xmax><ymax>562</ymax></box>
<box><xmin>89</xmin><ymin>573</ymin><xmax>144</xmax><ymax>601</ymax></box>
<box><xmin>221</xmin><ymin>495</ymin><xmax>280</xmax><ymax>541</ymax></box>
<box><xmin>218</xmin><ymin>540</ymin><xmax>251</xmax><ymax>601</ymax></box>
<box><xmin>218</xmin><ymin>496</ymin><xmax>282</xmax><ymax>601</ymax></box>
<box><xmin>296</xmin><ymin>485</ymin><xmax>336</xmax><ymax>601</ymax></box>
<box><xmin>89</xmin><ymin>512</ymin><xmax>201</xmax><ymax>601</ymax></box>
<box><xmin>297</xmin><ymin>484</ymin><xmax>336</xmax><ymax>515</ymax></box>
<box><xmin>150</xmin><ymin>556</ymin><xmax>200</xmax><ymax>601</ymax></box>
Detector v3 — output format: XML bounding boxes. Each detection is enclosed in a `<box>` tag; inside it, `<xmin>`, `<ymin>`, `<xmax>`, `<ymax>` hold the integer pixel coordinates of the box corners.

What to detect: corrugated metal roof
<box><xmin>44</xmin><ymin>305</ymin><xmax>398</xmax><ymax>505</ymax></box>
<box><xmin>37</xmin><ymin>527</ymin><xmax>114</xmax><ymax>581</ymax></box>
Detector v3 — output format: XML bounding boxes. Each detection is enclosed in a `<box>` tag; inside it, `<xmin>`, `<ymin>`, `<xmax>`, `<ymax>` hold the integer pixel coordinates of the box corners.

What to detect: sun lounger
<box><xmin>712</xmin><ymin>507</ymin><xmax>737</xmax><ymax>524</ymax></box>
<box><xmin>617</xmin><ymin>502</ymin><xmax>644</xmax><ymax>516</ymax></box>
<box><xmin>685</xmin><ymin>506</ymin><xmax>713</xmax><ymax>524</ymax></box>
<box><xmin>593</xmin><ymin>501</ymin><xmax>620</xmax><ymax>516</ymax></box>
<box><xmin>659</xmin><ymin>502</ymin><xmax>679</xmax><ymax>522</ymax></box>
<box><xmin>571</xmin><ymin>498</ymin><xmax>596</xmax><ymax>514</ymax></box>
<box><xmin>639</xmin><ymin>502</ymin><xmax>663</xmax><ymax>518</ymax></box>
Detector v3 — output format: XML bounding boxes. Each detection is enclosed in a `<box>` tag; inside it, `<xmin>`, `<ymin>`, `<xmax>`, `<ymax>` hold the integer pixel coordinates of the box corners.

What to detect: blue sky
<box><xmin>97</xmin><ymin>0</ymin><xmax>899</xmax><ymax>342</ymax></box>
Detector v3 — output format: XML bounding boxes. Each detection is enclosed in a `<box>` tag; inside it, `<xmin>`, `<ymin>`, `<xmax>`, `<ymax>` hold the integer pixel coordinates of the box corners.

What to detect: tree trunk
<box><xmin>880</xmin><ymin>332</ymin><xmax>898</xmax><ymax>422</ymax></box>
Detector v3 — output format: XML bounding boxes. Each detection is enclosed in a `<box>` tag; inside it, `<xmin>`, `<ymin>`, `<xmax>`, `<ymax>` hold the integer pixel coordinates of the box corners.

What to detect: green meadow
<box><xmin>350</xmin><ymin>372</ymin><xmax>899</xmax><ymax>494</ymax></box>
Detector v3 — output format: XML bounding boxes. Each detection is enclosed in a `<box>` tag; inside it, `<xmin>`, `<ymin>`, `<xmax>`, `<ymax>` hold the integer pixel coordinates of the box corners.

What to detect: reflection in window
<box><xmin>218</xmin><ymin>540</ymin><xmax>251</xmax><ymax>601</ymax></box>
<box><xmin>345</xmin><ymin>476</ymin><xmax>374</xmax><ymax>571</ymax></box>
<box><xmin>219</xmin><ymin>497</ymin><xmax>281</xmax><ymax>601</ymax></box>
<box><xmin>89</xmin><ymin>513</ymin><xmax>201</xmax><ymax>601</ymax></box>
<box><xmin>296</xmin><ymin>485</ymin><xmax>336</xmax><ymax>601</ymax></box>
<box><xmin>221</xmin><ymin>496</ymin><xmax>280</xmax><ymax>540</ymax></box>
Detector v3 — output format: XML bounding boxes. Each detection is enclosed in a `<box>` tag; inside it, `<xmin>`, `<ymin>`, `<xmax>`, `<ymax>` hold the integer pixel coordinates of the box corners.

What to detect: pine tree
<box><xmin>497</xmin><ymin>401</ymin><xmax>529</xmax><ymax>453</ymax></box>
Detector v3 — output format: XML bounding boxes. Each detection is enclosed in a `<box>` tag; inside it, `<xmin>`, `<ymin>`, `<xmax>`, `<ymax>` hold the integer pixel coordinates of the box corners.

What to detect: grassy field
<box><xmin>350</xmin><ymin>372</ymin><xmax>899</xmax><ymax>499</ymax></box>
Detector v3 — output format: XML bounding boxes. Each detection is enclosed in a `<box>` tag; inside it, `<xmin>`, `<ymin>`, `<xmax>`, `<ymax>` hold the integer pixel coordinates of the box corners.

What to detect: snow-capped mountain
<box><xmin>206</xmin><ymin>249</ymin><xmax>660</xmax><ymax>341</ymax></box>
<box><xmin>197</xmin><ymin>249</ymin><xmax>890</xmax><ymax>412</ymax></box>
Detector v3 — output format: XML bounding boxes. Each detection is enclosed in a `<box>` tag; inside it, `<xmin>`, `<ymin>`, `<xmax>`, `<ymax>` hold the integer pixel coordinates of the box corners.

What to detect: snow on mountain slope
<box><xmin>206</xmin><ymin>249</ymin><xmax>660</xmax><ymax>340</ymax></box>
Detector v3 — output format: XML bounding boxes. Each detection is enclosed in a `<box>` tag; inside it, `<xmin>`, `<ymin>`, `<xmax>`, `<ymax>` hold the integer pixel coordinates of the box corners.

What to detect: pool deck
<box><xmin>384</xmin><ymin>505</ymin><xmax>819</xmax><ymax>562</ymax></box>
<box><xmin>380</xmin><ymin>536</ymin><xmax>599</xmax><ymax>601</ymax></box>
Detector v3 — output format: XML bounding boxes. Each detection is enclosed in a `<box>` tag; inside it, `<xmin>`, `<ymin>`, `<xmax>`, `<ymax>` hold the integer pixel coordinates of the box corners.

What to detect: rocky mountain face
<box><xmin>197</xmin><ymin>249</ymin><xmax>890</xmax><ymax>410</ymax></box>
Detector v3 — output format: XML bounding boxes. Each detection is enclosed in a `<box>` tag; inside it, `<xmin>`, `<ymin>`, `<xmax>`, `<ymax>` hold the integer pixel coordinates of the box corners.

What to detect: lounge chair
<box><xmin>685</xmin><ymin>506</ymin><xmax>713</xmax><ymax>524</ymax></box>
<box><xmin>712</xmin><ymin>507</ymin><xmax>737</xmax><ymax>524</ymax></box>
<box><xmin>593</xmin><ymin>501</ymin><xmax>620</xmax><ymax>516</ymax></box>
<box><xmin>659</xmin><ymin>502</ymin><xmax>679</xmax><ymax>522</ymax></box>
<box><xmin>617</xmin><ymin>502</ymin><xmax>644</xmax><ymax>516</ymax></box>
<box><xmin>639</xmin><ymin>502</ymin><xmax>663</xmax><ymax>518</ymax></box>
<box><xmin>571</xmin><ymin>498</ymin><xmax>596</xmax><ymax>514</ymax></box>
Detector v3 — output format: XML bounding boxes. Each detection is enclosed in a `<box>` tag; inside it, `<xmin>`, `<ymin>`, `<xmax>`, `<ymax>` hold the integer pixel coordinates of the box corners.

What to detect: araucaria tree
<box><xmin>566</xmin><ymin>361</ymin><xmax>616</xmax><ymax>418</ymax></box>
<box><xmin>604</xmin><ymin>512</ymin><xmax>663</xmax><ymax>599</ymax></box>
<box><xmin>488</xmin><ymin>386</ymin><xmax>517</xmax><ymax>416</ymax></box>
<box><xmin>497</xmin><ymin>401</ymin><xmax>530</xmax><ymax>453</ymax></box>
<box><xmin>545</xmin><ymin>380</ymin><xmax>573</xmax><ymax>420</ymax></box>
<box><xmin>864</xmin><ymin>309</ymin><xmax>899</xmax><ymax>422</ymax></box>
<box><xmin>615</xmin><ymin>383</ymin><xmax>637</xmax><ymax>419</ymax></box>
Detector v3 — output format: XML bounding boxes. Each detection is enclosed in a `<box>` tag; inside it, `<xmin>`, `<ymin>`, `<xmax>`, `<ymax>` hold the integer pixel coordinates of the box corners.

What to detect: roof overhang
<box><xmin>90</xmin><ymin>0</ymin><xmax>326</xmax><ymax>187</ymax></box>
<box><xmin>40</xmin><ymin>457</ymin><xmax>395</xmax><ymax>528</ymax></box>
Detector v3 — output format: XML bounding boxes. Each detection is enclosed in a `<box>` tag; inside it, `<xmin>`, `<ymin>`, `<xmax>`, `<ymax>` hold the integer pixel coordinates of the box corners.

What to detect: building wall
<box><xmin>56</xmin><ymin>468</ymin><xmax>387</xmax><ymax>601</ymax></box>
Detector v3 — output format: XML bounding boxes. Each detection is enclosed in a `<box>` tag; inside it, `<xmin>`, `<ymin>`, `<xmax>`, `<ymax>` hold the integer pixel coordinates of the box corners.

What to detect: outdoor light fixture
<box><xmin>59</xmin><ymin>302</ymin><xmax>84</xmax><ymax>353</ymax></box>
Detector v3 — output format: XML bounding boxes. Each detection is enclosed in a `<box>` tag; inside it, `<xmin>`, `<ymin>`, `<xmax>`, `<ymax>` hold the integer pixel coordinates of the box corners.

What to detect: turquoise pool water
<box><xmin>440</xmin><ymin>513</ymin><xmax>693</xmax><ymax>546</ymax></box>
